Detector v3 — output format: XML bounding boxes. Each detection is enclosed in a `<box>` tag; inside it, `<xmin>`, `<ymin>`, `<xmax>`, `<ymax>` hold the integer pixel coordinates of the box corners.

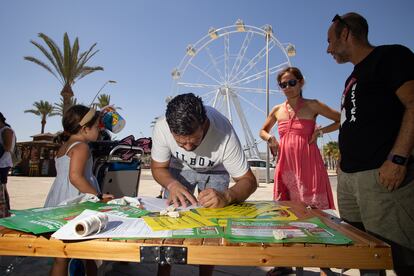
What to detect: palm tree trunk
<box><xmin>41</xmin><ymin>115</ymin><xmax>46</xmax><ymax>134</ymax></box>
<box><xmin>61</xmin><ymin>83</ymin><xmax>74</xmax><ymax>115</ymax></box>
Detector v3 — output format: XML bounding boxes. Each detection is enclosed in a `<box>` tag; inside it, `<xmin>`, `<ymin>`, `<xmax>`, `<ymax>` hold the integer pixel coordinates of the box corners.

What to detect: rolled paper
<box><xmin>74</xmin><ymin>213</ymin><xmax>109</xmax><ymax>237</ymax></box>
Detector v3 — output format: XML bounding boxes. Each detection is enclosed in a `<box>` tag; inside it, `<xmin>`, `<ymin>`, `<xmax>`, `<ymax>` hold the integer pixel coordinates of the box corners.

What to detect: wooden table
<box><xmin>0</xmin><ymin>202</ymin><xmax>392</xmax><ymax>272</ymax></box>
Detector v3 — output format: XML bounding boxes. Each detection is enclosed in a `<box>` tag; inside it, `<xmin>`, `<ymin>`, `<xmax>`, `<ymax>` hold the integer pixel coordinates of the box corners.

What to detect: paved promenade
<box><xmin>7</xmin><ymin>169</ymin><xmax>338</xmax><ymax>211</ymax></box>
<box><xmin>2</xmin><ymin>170</ymin><xmax>394</xmax><ymax>276</ymax></box>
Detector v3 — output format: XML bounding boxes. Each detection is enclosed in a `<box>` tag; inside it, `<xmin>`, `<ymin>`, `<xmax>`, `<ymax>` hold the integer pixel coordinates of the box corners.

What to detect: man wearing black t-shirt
<box><xmin>327</xmin><ymin>12</ymin><xmax>414</xmax><ymax>275</ymax></box>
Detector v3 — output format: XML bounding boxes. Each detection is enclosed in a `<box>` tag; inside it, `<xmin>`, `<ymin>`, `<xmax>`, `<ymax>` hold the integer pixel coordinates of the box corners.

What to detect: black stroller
<box><xmin>89</xmin><ymin>136</ymin><xmax>144</xmax><ymax>198</ymax></box>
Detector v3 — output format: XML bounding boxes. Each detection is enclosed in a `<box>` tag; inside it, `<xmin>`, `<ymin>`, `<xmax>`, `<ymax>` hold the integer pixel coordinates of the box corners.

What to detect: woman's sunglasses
<box><xmin>279</xmin><ymin>79</ymin><xmax>298</xmax><ymax>89</ymax></box>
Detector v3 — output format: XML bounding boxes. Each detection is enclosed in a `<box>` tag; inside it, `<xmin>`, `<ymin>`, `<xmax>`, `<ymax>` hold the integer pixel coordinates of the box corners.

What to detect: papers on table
<box><xmin>137</xmin><ymin>196</ymin><xmax>197</xmax><ymax>212</ymax></box>
<box><xmin>196</xmin><ymin>201</ymin><xmax>297</xmax><ymax>220</ymax></box>
<box><xmin>52</xmin><ymin>209</ymin><xmax>171</xmax><ymax>240</ymax></box>
<box><xmin>224</xmin><ymin>217</ymin><xmax>353</xmax><ymax>245</ymax></box>
<box><xmin>143</xmin><ymin>210</ymin><xmax>217</xmax><ymax>231</ymax></box>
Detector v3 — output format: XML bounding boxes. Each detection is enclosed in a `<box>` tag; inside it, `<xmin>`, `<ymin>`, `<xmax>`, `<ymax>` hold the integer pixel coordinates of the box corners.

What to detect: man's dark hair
<box><xmin>334</xmin><ymin>12</ymin><xmax>370</xmax><ymax>44</ymax></box>
<box><xmin>166</xmin><ymin>93</ymin><xmax>207</xmax><ymax>135</ymax></box>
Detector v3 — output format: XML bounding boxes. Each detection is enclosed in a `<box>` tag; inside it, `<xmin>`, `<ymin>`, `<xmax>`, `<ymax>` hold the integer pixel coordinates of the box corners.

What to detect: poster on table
<box><xmin>224</xmin><ymin>217</ymin><xmax>352</xmax><ymax>245</ymax></box>
<box><xmin>0</xmin><ymin>202</ymin><xmax>149</xmax><ymax>234</ymax></box>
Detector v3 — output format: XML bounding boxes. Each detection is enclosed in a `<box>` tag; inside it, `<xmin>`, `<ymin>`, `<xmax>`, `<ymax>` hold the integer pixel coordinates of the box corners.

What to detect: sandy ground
<box><xmin>1</xmin><ymin>170</ymin><xmax>395</xmax><ymax>276</ymax></box>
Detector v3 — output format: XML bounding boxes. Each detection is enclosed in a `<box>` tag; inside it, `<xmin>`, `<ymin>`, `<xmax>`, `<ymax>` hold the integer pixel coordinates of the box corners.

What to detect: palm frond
<box><xmin>27</xmin><ymin>40</ymin><xmax>64</xmax><ymax>82</ymax></box>
<box><xmin>63</xmin><ymin>32</ymin><xmax>72</xmax><ymax>84</ymax></box>
<box><xmin>79</xmin><ymin>48</ymin><xmax>100</xmax><ymax>68</ymax></box>
<box><xmin>74</xmin><ymin>44</ymin><xmax>101</xmax><ymax>79</ymax></box>
<box><xmin>38</xmin><ymin>33</ymin><xmax>64</xmax><ymax>80</ymax></box>
<box><xmin>23</xmin><ymin>56</ymin><xmax>61</xmax><ymax>82</ymax></box>
<box><xmin>71</xmin><ymin>38</ymin><xmax>80</xmax><ymax>82</ymax></box>
<box><xmin>76</xmin><ymin>66</ymin><xmax>104</xmax><ymax>81</ymax></box>
<box><xmin>24</xmin><ymin>109</ymin><xmax>41</xmax><ymax>115</ymax></box>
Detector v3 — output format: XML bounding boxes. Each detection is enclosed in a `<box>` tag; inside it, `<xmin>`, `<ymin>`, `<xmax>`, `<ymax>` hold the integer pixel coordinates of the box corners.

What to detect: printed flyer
<box><xmin>171</xmin><ymin>225</ymin><xmax>223</xmax><ymax>238</ymax></box>
<box><xmin>195</xmin><ymin>201</ymin><xmax>288</xmax><ymax>219</ymax></box>
<box><xmin>143</xmin><ymin>210</ymin><xmax>217</xmax><ymax>231</ymax></box>
<box><xmin>0</xmin><ymin>202</ymin><xmax>149</xmax><ymax>234</ymax></box>
<box><xmin>224</xmin><ymin>217</ymin><xmax>352</xmax><ymax>245</ymax></box>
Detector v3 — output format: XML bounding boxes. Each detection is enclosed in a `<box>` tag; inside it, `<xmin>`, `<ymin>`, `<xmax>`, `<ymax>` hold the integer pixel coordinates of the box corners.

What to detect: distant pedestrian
<box><xmin>0</xmin><ymin>112</ymin><xmax>16</xmax><ymax>218</ymax></box>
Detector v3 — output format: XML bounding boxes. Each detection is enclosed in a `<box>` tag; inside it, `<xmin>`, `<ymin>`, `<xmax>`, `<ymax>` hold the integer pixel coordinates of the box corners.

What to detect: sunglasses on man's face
<box><xmin>332</xmin><ymin>14</ymin><xmax>351</xmax><ymax>30</ymax></box>
<box><xmin>279</xmin><ymin>79</ymin><xmax>298</xmax><ymax>89</ymax></box>
<box><xmin>332</xmin><ymin>14</ymin><xmax>351</xmax><ymax>40</ymax></box>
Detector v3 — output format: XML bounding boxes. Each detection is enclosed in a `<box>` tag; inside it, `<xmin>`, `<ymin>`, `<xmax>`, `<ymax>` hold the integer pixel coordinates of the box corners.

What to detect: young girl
<box><xmin>44</xmin><ymin>105</ymin><xmax>113</xmax><ymax>276</ymax></box>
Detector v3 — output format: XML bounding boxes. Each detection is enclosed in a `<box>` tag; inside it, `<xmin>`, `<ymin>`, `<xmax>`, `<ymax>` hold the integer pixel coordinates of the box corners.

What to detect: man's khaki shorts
<box><xmin>337</xmin><ymin>163</ymin><xmax>414</xmax><ymax>265</ymax></box>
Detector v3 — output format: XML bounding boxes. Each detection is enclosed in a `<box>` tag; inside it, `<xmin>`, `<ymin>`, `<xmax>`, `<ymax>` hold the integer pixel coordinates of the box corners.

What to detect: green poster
<box><xmin>171</xmin><ymin>225</ymin><xmax>224</xmax><ymax>238</ymax></box>
<box><xmin>112</xmin><ymin>225</ymin><xmax>224</xmax><ymax>240</ymax></box>
<box><xmin>0</xmin><ymin>202</ymin><xmax>150</xmax><ymax>234</ymax></box>
<box><xmin>224</xmin><ymin>217</ymin><xmax>352</xmax><ymax>245</ymax></box>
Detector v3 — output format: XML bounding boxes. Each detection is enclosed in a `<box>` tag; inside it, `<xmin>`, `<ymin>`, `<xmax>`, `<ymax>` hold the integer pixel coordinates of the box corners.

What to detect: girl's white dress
<box><xmin>44</xmin><ymin>141</ymin><xmax>100</xmax><ymax>207</ymax></box>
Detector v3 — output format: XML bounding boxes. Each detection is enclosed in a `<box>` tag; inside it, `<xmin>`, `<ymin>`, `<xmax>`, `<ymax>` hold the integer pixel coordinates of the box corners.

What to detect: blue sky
<box><xmin>1</xmin><ymin>0</ymin><xmax>413</xmax><ymax>153</ymax></box>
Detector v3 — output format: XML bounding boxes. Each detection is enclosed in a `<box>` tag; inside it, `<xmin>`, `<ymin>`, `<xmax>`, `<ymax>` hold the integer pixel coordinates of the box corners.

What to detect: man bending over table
<box><xmin>151</xmin><ymin>93</ymin><xmax>257</xmax><ymax>209</ymax></box>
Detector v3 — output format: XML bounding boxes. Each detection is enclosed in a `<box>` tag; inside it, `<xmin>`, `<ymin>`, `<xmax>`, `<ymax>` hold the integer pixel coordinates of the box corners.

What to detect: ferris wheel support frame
<box><xmin>171</xmin><ymin>20</ymin><xmax>295</xmax><ymax>166</ymax></box>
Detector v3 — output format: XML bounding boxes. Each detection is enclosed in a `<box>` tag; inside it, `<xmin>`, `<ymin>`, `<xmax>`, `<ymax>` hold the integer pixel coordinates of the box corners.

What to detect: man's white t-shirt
<box><xmin>152</xmin><ymin>106</ymin><xmax>249</xmax><ymax>178</ymax></box>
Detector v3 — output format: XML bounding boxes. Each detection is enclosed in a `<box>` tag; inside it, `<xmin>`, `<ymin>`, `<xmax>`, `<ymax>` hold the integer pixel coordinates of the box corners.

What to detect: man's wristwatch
<box><xmin>96</xmin><ymin>193</ymin><xmax>104</xmax><ymax>200</ymax></box>
<box><xmin>387</xmin><ymin>154</ymin><xmax>409</xmax><ymax>166</ymax></box>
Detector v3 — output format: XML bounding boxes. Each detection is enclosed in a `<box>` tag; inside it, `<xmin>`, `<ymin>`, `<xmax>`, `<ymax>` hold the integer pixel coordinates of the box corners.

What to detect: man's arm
<box><xmin>151</xmin><ymin>159</ymin><xmax>197</xmax><ymax>207</ymax></box>
<box><xmin>198</xmin><ymin>169</ymin><xmax>257</xmax><ymax>208</ymax></box>
<box><xmin>379</xmin><ymin>80</ymin><xmax>414</xmax><ymax>190</ymax></box>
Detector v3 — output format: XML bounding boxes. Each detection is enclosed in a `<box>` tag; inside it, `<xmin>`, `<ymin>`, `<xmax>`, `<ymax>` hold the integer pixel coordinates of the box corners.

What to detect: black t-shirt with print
<box><xmin>339</xmin><ymin>45</ymin><xmax>414</xmax><ymax>173</ymax></box>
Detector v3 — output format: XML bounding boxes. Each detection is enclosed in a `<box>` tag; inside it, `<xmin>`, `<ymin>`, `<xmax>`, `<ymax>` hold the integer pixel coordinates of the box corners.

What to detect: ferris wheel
<box><xmin>170</xmin><ymin>19</ymin><xmax>295</xmax><ymax>158</ymax></box>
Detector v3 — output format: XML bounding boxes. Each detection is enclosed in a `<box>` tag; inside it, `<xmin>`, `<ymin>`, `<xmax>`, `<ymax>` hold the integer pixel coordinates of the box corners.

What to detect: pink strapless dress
<box><xmin>274</xmin><ymin>118</ymin><xmax>335</xmax><ymax>210</ymax></box>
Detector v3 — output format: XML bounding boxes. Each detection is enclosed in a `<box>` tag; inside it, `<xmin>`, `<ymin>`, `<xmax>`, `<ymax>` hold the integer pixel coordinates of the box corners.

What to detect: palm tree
<box><xmin>24</xmin><ymin>100</ymin><xmax>59</xmax><ymax>134</ymax></box>
<box><xmin>54</xmin><ymin>96</ymin><xmax>78</xmax><ymax>116</ymax></box>
<box><xmin>323</xmin><ymin>141</ymin><xmax>339</xmax><ymax>170</ymax></box>
<box><xmin>93</xmin><ymin>93</ymin><xmax>122</xmax><ymax>110</ymax></box>
<box><xmin>24</xmin><ymin>32</ymin><xmax>103</xmax><ymax>114</ymax></box>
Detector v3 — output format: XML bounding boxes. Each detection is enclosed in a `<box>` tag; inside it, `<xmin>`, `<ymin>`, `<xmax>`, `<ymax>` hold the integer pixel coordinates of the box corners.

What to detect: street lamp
<box><xmin>265</xmin><ymin>24</ymin><xmax>272</xmax><ymax>184</ymax></box>
<box><xmin>90</xmin><ymin>80</ymin><xmax>117</xmax><ymax>106</ymax></box>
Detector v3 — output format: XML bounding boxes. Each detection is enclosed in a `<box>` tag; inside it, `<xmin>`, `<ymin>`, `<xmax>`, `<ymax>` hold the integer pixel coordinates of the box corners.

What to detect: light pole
<box><xmin>264</xmin><ymin>25</ymin><xmax>272</xmax><ymax>184</ymax></box>
<box><xmin>90</xmin><ymin>80</ymin><xmax>117</xmax><ymax>106</ymax></box>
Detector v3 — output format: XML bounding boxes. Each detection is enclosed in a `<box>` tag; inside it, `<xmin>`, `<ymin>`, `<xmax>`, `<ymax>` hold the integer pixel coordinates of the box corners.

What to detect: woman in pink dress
<box><xmin>260</xmin><ymin>67</ymin><xmax>340</xmax><ymax>210</ymax></box>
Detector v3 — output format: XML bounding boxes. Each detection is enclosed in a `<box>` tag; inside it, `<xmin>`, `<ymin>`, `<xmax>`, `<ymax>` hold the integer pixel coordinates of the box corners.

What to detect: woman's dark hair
<box><xmin>277</xmin><ymin>67</ymin><xmax>305</xmax><ymax>97</ymax></box>
<box><xmin>0</xmin><ymin>112</ymin><xmax>11</xmax><ymax>127</ymax></box>
<box><xmin>166</xmin><ymin>93</ymin><xmax>207</xmax><ymax>136</ymax></box>
<box><xmin>58</xmin><ymin>105</ymin><xmax>100</xmax><ymax>142</ymax></box>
